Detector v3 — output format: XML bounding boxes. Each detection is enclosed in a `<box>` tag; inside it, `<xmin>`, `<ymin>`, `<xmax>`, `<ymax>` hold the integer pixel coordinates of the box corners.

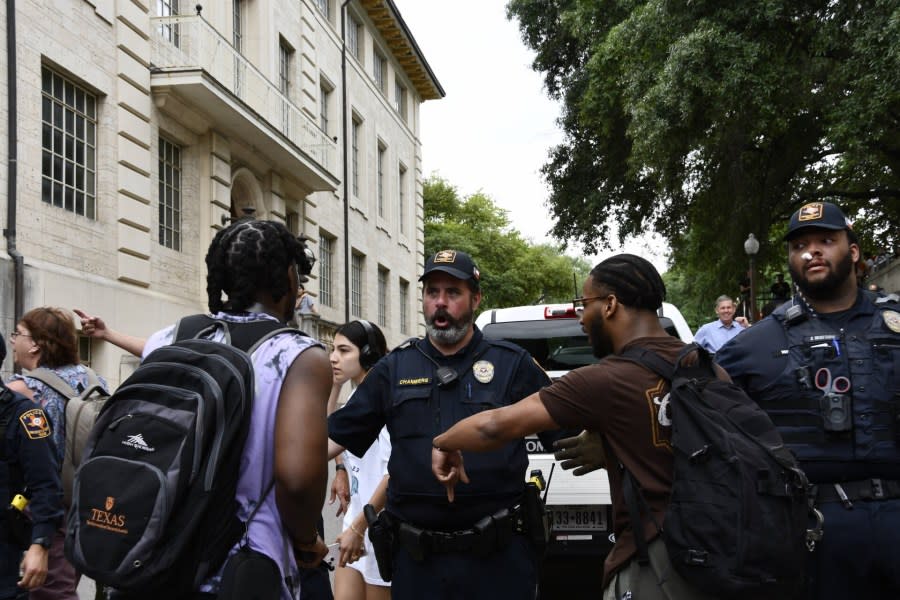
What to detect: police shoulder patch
<box><xmin>19</xmin><ymin>408</ymin><xmax>51</xmax><ymax>440</ymax></box>
<box><xmin>883</xmin><ymin>310</ymin><xmax>900</xmax><ymax>334</ymax></box>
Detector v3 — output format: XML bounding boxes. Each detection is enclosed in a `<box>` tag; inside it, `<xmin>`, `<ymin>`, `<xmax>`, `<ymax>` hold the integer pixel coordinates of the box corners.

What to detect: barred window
<box><xmin>319</xmin><ymin>82</ymin><xmax>332</xmax><ymax>134</ymax></box>
<box><xmin>347</xmin><ymin>16</ymin><xmax>361</xmax><ymax>60</ymax></box>
<box><xmin>279</xmin><ymin>41</ymin><xmax>292</xmax><ymax>96</ymax></box>
<box><xmin>41</xmin><ymin>67</ymin><xmax>97</xmax><ymax>218</ymax></box>
<box><xmin>377</xmin><ymin>267</ymin><xmax>389</xmax><ymax>328</ymax></box>
<box><xmin>394</xmin><ymin>81</ymin><xmax>407</xmax><ymax>121</ymax></box>
<box><xmin>398</xmin><ymin>163</ymin><xmax>407</xmax><ymax>235</ymax></box>
<box><xmin>373</xmin><ymin>51</ymin><xmax>386</xmax><ymax>92</ymax></box>
<box><xmin>315</xmin><ymin>0</ymin><xmax>330</xmax><ymax>19</ymax></box>
<box><xmin>351</xmin><ymin>116</ymin><xmax>361</xmax><ymax>197</ymax></box>
<box><xmin>158</xmin><ymin>137</ymin><xmax>182</xmax><ymax>250</ymax></box>
<box><xmin>157</xmin><ymin>0</ymin><xmax>180</xmax><ymax>43</ymax></box>
<box><xmin>351</xmin><ymin>252</ymin><xmax>363</xmax><ymax>317</ymax></box>
<box><xmin>319</xmin><ymin>233</ymin><xmax>334</xmax><ymax>306</ymax></box>
<box><xmin>377</xmin><ymin>142</ymin><xmax>386</xmax><ymax>218</ymax></box>
<box><xmin>399</xmin><ymin>279</ymin><xmax>409</xmax><ymax>335</ymax></box>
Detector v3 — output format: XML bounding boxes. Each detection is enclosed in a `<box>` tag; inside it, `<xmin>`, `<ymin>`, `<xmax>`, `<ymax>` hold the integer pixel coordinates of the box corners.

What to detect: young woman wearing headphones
<box><xmin>327</xmin><ymin>320</ymin><xmax>390</xmax><ymax>600</ymax></box>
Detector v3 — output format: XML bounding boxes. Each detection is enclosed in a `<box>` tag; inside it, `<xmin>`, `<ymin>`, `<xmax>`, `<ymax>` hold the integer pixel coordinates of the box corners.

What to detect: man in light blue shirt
<box><xmin>693</xmin><ymin>295</ymin><xmax>749</xmax><ymax>353</ymax></box>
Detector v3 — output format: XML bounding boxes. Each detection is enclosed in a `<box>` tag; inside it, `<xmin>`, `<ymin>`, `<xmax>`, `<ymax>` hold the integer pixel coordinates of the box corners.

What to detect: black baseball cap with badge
<box><xmin>420</xmin><ymin>250</ymin><xmax>481</xmax><ymax>289</ymax></box>
<box><xmin>784</xmin><ymin>202</ymin><xmax>853</xmax><ymax>240</ymax></box>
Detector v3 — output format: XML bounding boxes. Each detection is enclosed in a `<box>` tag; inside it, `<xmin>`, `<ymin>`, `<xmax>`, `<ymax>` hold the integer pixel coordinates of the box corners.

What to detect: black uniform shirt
<box><xmin>0</xmin><ymin>387</ymin><xmax>64</xmax><ymax>545</ymax></box>
<box><xmin>329</xmin><ymin>327</ymin><xmax>556</xmax><ymax>530</ymax></box>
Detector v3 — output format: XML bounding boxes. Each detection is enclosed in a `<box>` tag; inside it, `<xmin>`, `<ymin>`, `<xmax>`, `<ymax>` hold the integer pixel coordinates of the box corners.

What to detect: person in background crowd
<box><xmin>770</xmin><ymin>273</ymin><xmax>791</xmax><ymax>304</ymax></box>
<box><xmin>691</xmin><ymin>295</ymin><xmax>748</xmax><ymax>354</ymax></box>
<box><xmin>327</xmin><ymin>250</ymin><xmax>565</xmax><ymax>600</ymax></box>
<box><xmin>716</xmin><ymin>202</ymin><xmax>900</xmax><ymax>599</ymax></box>
<box><xmin>296</xmin><ymin>285</ymin><xmax>320</xmax><ymax>339</ymax></box>
<box><xmin>78</xmin><ymin>218</ymin><xmax>332</xmax><ymax>599</ymax></box>
<box><xmin>6</xmin><ymin>308</ymin><xmax>108</xmax><ymax>600</ymax></box>
<box><xmin>327</xmin><ymin>320</ymin><xmax>391</xmax><ymax>600</ymax></box>
<box><xmin>0</xmin><ymin>333</ymin><xmax>64</xmax><ymax>599</ymax></box>
<box><xmin>431</xmin><ymin>254</ymin><xmax>714</xmax><ymax>600</ymax></box>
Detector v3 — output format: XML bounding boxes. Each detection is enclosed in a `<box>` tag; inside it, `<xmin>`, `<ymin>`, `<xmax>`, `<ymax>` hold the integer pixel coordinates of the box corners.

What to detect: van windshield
<box><xmin>480</xmin><ymin>317</ymin><xmax>681</xmax><ymax>372</ymax></box>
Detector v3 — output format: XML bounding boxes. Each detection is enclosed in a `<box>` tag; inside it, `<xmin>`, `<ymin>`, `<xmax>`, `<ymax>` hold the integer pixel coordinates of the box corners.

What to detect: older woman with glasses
<box><xmin>7</xmin><ymin>307</ymin><xmax>108</xmax><ymax>600</ymax></box>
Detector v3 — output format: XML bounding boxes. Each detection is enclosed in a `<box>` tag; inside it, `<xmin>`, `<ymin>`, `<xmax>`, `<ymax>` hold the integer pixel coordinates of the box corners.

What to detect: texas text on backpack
<box><xmin>619</xmin><ymin>344</ymin><xmax>819</xmax><ymax>599</ymax></box>
<box><xmin>24</xmin><ymin>366</ymin><xmax>108</xmax><ymax>507</ymax></box>
<box><xmin>65</xmin><ymin>315</ymin><xmax>298</xmax><ymax>599</ymax></box>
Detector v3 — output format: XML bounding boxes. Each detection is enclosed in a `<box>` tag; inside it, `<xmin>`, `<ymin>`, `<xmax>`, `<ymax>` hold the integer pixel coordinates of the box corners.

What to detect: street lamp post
<box><xmin>744</xmin><ymin>233</ymin><xmax>760</xmax><ymax>323</ymax></box>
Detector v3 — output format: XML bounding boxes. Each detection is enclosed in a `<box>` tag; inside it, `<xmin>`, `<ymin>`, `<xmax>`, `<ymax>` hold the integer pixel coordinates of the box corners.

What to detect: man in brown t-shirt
<box><xmin>431</xmin><ymin>254</ymin><xmax>711</xmax><ymax>600</ymax></box>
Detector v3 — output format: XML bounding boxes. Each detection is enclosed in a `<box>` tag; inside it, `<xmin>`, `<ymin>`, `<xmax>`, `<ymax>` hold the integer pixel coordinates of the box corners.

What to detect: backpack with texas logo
<box><xmin>24</xmin><ymin>366</ymin><xmax>108</xmax><ymax>506</ymax></box>
<box><xmin>65</xmin><ymin>315</ymin><xmax>298</xmax><ymax>599</ymax></box>
<box><xmin>619</xmin><ymin>343</ymin><xmax>820</xmax><ymax>599</ymax></box>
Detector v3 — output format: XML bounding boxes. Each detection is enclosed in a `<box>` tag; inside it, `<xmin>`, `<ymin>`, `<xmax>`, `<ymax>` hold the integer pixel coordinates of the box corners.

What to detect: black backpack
<box><xmin>619</xmin><ymin>344</ymin><xmax>820</xmax><ymax>599</ymax></box>
<box><xmin>65</xmin><ymin>315</ymin><xmax>297</xmax><ymax>599</ymax></box>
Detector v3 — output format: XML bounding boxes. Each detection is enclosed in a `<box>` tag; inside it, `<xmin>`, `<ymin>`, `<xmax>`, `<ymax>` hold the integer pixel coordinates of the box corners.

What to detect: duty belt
<box><xmin>395</xmin><ymin>507</ymin><xmax>521</xmax><ymax>560</ymax></box>
<box><xmin>814</xmin><ymin>478</ymin><xmax>900</xmax><ymax>508</ymax></box>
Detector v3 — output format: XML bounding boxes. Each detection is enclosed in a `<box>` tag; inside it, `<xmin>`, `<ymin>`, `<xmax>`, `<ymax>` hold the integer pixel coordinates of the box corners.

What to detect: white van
<box><xmin>475</xmin><ymin>302</ymin><xmax>693</xmax><ymax>592</ymax></box>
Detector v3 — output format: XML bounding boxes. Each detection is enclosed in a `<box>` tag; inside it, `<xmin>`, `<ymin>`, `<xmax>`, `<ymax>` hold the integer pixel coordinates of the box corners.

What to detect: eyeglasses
<box><xmin>571</xmin><ymin>295</ymin><xmax>610</xmax><ymax>316</ymax></box>
<box><xmin>9</xmin><ymin>331</ymin><xmax>31</xmax><ymax>340</ymax></box>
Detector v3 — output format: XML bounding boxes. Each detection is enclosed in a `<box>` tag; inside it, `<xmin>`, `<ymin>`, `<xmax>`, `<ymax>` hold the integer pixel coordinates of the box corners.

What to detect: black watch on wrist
<box><xmin>334</xmin><ymin>463</ymin><xmax>347</xmax><ymax>472</ymax></box>
<box><xmin>32</xmin><ymin>536</ymin><xmax>52</xmax><ymax>549</ymax></box>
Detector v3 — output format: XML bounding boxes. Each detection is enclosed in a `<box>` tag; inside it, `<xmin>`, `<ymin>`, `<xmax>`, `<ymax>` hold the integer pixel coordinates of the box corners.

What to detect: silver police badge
<box><xmin>884</xmin><ymin>310</ymin><xmax>900</xmax><ymax>333</ymax></box>
<box><xmin>472</xmin><ymin>360</ymin><xmax>494</xmax><ymax>383</ymax></box>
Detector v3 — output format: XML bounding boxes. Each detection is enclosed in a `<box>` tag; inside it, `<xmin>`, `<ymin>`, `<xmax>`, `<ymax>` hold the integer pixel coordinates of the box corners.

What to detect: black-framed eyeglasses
<box><xmin>9</xmin><ymin>331</ymin><xmax>31</xmax><ymax>340</ymax></box>
<box><xmin>572</xmin><ymin>295</ymin><xmax>610</xmax><ymax>316</ymax></box>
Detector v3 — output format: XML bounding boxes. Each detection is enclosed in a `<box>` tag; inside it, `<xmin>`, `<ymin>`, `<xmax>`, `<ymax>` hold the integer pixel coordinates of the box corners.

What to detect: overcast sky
<box><xmin>391</xmin><ymin>0</ymin><xmax>669</xmax><ymax>273</ymax></box>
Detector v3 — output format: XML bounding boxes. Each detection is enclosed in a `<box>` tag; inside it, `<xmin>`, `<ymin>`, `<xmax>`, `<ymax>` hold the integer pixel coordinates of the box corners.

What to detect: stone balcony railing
<box><xmin>150</xmin><ymin>15</ymin><xmax>336</xmax><ymax>174</ymax></box>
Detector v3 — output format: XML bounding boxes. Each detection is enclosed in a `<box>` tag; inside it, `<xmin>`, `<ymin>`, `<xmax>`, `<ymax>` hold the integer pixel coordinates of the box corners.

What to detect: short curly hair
<box><xmin>20</xmin><ymin>307</ymin><xmax>80</xmax><ymax>368</ymax></box>
<box><xmin>206</xmin><ymin>219</ymin><xmax>313</xmax><ymax>313</ymax></box>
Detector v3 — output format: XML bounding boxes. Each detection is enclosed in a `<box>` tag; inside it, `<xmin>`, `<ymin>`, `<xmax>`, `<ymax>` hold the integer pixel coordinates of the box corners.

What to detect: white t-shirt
<box><xmin>340</xmin><ymin>389</ymin><xmax>391</xmax><ymax>587</ymax></box>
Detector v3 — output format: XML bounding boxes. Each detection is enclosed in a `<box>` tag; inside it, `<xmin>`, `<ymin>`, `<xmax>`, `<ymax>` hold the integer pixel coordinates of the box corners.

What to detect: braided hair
<box><xmin>205</xmin><ymin>218</ymin><xmax>313</xmax><ymax>313</ymax></box>
<box><xmin>589</xmin><ymin>254</ymin><xmax>666</xmax><ymax>311</ymax></box>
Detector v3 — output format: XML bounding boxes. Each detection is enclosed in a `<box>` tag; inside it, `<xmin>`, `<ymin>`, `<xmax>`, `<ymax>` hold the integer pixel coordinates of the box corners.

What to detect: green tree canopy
<box><xmin>424</xmin><ymin>175</ymin><xmax>590</xmax><ymax>310</ymax></box>
<box><xmin>507</xmin><ymin>0</ymin><xmax>900</xmax><ymax>309</ymax></box>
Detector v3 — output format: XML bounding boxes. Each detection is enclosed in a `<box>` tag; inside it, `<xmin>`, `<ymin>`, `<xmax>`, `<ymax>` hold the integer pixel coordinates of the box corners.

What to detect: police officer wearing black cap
<box><xmin>716</xmin><ymin>202</ymin><xmax>900</xmax><ymax>599</ymax></box>
<box><xmin>0</xmin><ymin>333</ymin><xmax>64</xmax><ymax>598</ymax></box>
<box><xmin>327</xmin><ymin>249</ymin><xmax>561</xmax><ymax>599</ymax></box>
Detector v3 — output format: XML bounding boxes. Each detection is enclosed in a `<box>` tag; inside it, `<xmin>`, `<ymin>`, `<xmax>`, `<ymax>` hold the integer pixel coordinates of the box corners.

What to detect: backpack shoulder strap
<box><xmin>619</xmin><ymin>346</ymin><xmax>677</xmax><ymax>380</ymax></box>
<box><xmin>77</xmin><ymin>367</ymin><xmax>109</xmax><ymax>399</ymax></box>
<box><xmin>172</xmin><ymin>314</ymin><xmax>222</xmax><ymax>343</ymax></box>
<box><xmin>620</xmin><ymin>343</ymin><xmax>713</xmax><ymax>381</ymax></box>
<box><xmin>24</xmin><ymin>367</ymin><xmax>78</xmax><ymax>398</ymax></box>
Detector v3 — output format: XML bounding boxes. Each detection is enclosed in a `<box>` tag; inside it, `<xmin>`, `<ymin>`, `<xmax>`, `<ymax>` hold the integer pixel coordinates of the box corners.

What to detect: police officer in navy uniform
<box><xmin>0</xmin><ymin>333</ymin><xmax>64</xmax><ymax>599</ymax></box>
<box><xmin>327</xmin><ymin>250</ymin><xmax>560</xmax><ymax>600</ymax></box>
<box><xmin>716</xmin><ymin>202</ymin><xmax>900</xmax><ymax>599</ymax></box>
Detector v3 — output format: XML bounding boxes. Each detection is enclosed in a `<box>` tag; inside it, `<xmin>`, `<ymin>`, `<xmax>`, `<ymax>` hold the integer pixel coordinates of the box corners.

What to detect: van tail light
<box><xmin>545</xmin><ymin>306</ymin><xmax>577</xmax><ymax>319</ymax></box>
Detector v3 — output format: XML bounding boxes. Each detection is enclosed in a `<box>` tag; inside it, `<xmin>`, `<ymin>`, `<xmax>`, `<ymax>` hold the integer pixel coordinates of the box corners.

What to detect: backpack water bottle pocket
<box><xmin>70</xmin><ymin>455</ymin><xmax>169</xmax><ymax>583</ymax></box>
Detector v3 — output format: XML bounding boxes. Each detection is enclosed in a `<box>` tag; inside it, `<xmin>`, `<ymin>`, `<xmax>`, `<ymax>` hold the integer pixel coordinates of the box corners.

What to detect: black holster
<box><xmin>521</xmin><ymin>481</ymin><xmax>549</xmax><ymax>553</ymax></box>
<box><xmin>364</xmin><ymin>504</ymin><xmax>394</xmax><ymax>582</ymax></box>
<box><xmin>4</xmin><ymin>505</ymin><xmax>32</xmax><ymax>549</ymax></box>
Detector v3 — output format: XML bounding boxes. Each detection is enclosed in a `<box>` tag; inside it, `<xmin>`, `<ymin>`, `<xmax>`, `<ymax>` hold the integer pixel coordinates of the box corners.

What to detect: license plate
<box><xmin>549</xmin><ymin>506</ymin><xmax>607</xmax><ymax>532</ymax></box>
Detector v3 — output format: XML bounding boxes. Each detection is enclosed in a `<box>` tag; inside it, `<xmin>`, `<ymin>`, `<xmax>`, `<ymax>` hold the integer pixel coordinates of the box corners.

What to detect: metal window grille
<box><xmin>398</xmin><ymin>164</ymin><xmax>406</xmax><ymax>235</ymax></box>
<box><xmin>41</xmin><ymin>67</ymin><xmax>97</xmax><ymax>218</ymax></box>
<box><xmin>158</xmin><ymin>137</ymin><xmax>182</xmax><ymax>250</ymax></box>
<box><xmin>351</xmin><ymin>118</ymin><xmax>360</xmax><ymax>197</ymax></box>
<box><xmin>377</xmin><ymin>267</ymin><xmax>388</xmax><ymax>327</ymax></box>
<box><xmin>351</xmin><ymin>253</ymin><xmax>363</xmax><ymax>317</ymax></box>
<box><xmin>377</xmin><ymin>144</ymin><xmax>385</xmax><ymax>218</ymax></box>
<box><xmin>319</xmin><ymin>233</ymin><xmax>334</xmax><ymax>306</ymax></box>
<box><xmin>399</xmin><ymin>280</ymin><xmax>409</xmax><ymax>334</ymax></box>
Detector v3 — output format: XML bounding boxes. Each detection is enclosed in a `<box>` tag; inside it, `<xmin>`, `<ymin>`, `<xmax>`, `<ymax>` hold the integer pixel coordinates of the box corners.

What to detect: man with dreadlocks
<box><xmin>80</xmin><ymin>218</ymin><xmax>332</xmax><ymax>600</ymax></box>
<box><xmin>432</xmin><ymin>254</ymin><xmax>713</xmax><ymax>600</ymax></box>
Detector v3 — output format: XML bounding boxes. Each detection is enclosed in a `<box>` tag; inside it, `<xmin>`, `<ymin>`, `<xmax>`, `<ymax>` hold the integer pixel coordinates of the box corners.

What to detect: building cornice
<box><xmin>360</xmin><ymin>0</ymin><xmax>445</xmax><ymax>101</ymax></box>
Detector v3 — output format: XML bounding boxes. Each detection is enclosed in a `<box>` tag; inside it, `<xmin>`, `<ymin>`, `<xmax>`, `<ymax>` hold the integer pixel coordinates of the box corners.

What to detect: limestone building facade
<box><xmin>0</xmin><ymin>0</ymin><xmax>442</xmax><ymax>386</ymax></box>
